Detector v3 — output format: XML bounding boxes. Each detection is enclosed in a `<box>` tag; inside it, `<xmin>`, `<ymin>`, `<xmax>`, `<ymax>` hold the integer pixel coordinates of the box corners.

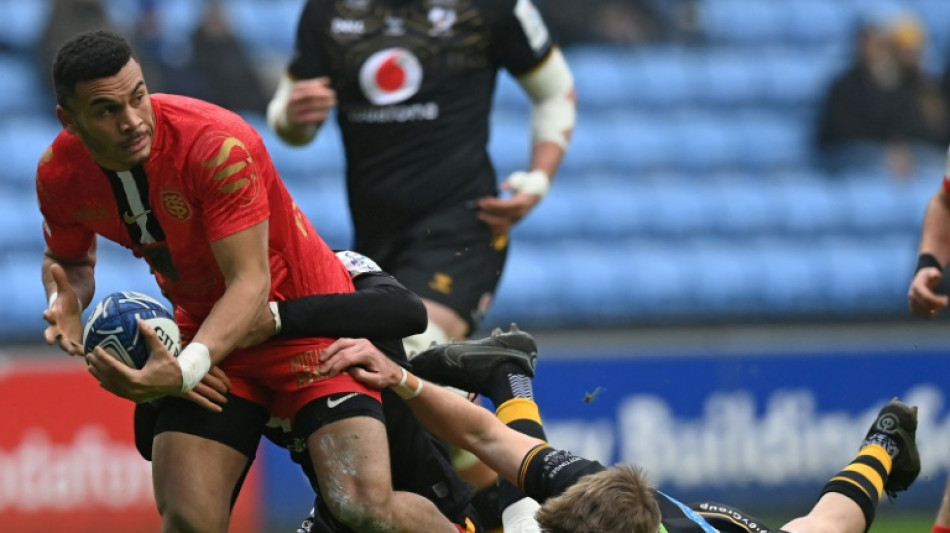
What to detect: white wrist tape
<box><xmin>267</xmin><ymin>74</ymin><xmax>318</xmax><ymax>146</ymax></box>
<box><xmin>48</xmin><ymin>291</ymin><xmax>83</xmax><ymax>310</ymax></box>
<box><xmin>269</xmin><ymin>301</ymin><xmax>282</xmax><ymax>334</ymax></box>
<box><xmin>395</xmin><ymin>367</ymin><xmax>424</xmax><ymax>400</ymax></box>
<box><xmin>178</xmin><ymin>342</ymin><xmax>212</xmax><ymax>393</ymax></box>
<box><xmin>507</xmin><ymin>169</ymin><xmax>551</xmax><ymax>199</ymax></box>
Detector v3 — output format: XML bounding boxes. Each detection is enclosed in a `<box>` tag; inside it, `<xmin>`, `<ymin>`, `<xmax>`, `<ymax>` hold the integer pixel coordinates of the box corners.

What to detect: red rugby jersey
<box><xmin>37</xmin><ymin>94</ymin><xmax>352</xmax><ymax>336</ymax></box>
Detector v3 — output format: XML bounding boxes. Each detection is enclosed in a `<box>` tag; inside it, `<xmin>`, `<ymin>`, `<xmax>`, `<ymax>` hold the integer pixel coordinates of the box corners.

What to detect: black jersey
<box><xmin>289</xmin><ymin>0</ymin><xmax>554</xmax><ymax>248</ymax></box>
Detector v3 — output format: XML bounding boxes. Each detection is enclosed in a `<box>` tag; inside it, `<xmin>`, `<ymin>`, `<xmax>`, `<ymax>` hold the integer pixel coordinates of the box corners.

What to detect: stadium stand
<box><xmin>0</xmin><ymin>0</ymin><xmax>945</xmax><ymax>340</ymax></box>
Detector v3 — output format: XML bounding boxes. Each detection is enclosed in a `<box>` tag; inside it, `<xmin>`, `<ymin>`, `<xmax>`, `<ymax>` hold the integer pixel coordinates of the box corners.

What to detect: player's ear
<box><xmin>56</xmin><ymin>105</ymin><xmax>77</xmax><ymax>134</ymax></box>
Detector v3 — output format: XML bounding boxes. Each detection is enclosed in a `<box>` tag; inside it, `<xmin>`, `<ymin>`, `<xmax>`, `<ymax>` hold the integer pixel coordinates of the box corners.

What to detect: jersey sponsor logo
<box><xmin>359</xmin><ymin>47</ymin><xmax>423</xmax><ymax>105</ymax></box>
<box><xmin>122</xmin><ymin>209</ymin><xmax>151</xmax><ymax>224</ymax></box>
<box><xmin>348</xmin><ymin>103</ymin><xmax>439</xmax><ymax>123</ymax></box>
<box><xmin>327</xmin><ymin>392</ymin><xmax>359</xmax><ymax>408</ymax></box>
<box><xmin>514</xmin><ymin>0</ymin><xmax>549</xmax><ymax>53</ymax></box>
<box><xmin>428</xmin><ymin>6</ymin><xmax>456</xmax><ymax>35</ymax></box>
<box><xmin>331</xmin><ymin>17</ymin><xmax>365</xmax><ymax>34</ymax></box>
<box><xmin>160</xmin><ymin>190</ymin><xmax>192</xmax><ymax>221</ymax></box>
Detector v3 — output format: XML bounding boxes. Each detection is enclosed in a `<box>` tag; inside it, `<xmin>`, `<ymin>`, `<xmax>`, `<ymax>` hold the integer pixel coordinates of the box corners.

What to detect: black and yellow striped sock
<box><xmin>819</xmin><ymin>444</ymin><xmax>892</xmax><ymax>533</ymax></box>
<box><xmin>496</xmin><ymin>398</ymin><xmax>547</xmax><ymax>442</ymax></box>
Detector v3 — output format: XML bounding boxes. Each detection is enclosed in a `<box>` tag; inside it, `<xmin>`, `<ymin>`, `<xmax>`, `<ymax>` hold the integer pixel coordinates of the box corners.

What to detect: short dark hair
<box><xmin>52</xmin><ymin>30</ymin><xmax>134</xmax><ymax>108</ymax></box>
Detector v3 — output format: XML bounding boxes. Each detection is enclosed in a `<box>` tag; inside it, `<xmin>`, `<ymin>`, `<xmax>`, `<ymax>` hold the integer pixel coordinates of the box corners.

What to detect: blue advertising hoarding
<box><xmin>262</xmin><ymin>346</ymin><xmax>950</xmax><ymax>525</ymax></box>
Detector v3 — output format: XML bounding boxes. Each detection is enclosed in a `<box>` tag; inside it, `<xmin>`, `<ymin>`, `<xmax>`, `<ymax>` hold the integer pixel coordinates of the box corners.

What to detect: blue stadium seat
<box><xmin>0</xmin><ymin>0</ymin><xmax>50</xmax><ymax>50</ymax></box>
<box><xmin>488</xmin><ymin>243</ymin><xmax>566</xmax><ymax>324</ymax></box>
<box><xmin>769</xmin><ymin>172</ymin><xmax>846</xmax><ymax>236</ymax></box>
<box><xmin>703</xmin><ymin>176</ymin><xmax>784</xmax><ymax>237</ymax></box>
<box><xmin>699</xmin><ymin>0</ymin><xmax>784</xmax><ymax>46</ymax></box>
<box><xmin>670</xmin><ymin>113</ymin><xmax>742</xmax><ymax>173</ymax></box>
<box><xmin>226</xmin><ymin>0</ymin><xmax>302</xmax><ymax>59</ymax></box>
<box><xmin>0</xmin><ymin>187</ymin><xmax>44</xmax><ymax>253</ymax></box>
<box><xmin>489</xmin><ymin>115</ymin><xmax>532</xmax><ymax>175</ymax></box>
<box><xmin>493</xmin><ymin>71</ymin><xmax>529</xmax><ymax>114</ymax></box>
<box><xmin>0</xmin><ymin>54</ymin><xmax>51</xmax><ymax>119</ymax></box>
<box><xmin>565</xmin><ymin>47</ymin><xmax>631</xmax><ymax>110</ymax></box>
<box><xmin>624</xmin><ymin>50</ymin><xmax>699</xmax><ymax>109</ymax></box>
<box><xmin>733</xmin><ymin>112</ymin><xmax>811</xmax><ymax>172</ymax></box>
<box><xmin>611</xmin><ymin>113</ymin><xmax>678</xmax><ymax>173</ymax></box>
<box><xmin>690</xmin><ymin>242</ymin><xmax>764</xmax><ymax>315</ymax></box>
<box><xmin>760</xmin><ymin>49</ymin><xmax>847</xmax><ymax>108</ymax></box>
<box><xmin>0</xmin><ymin>254</ymin><xmax>48</xmax><ymax>339</ymax></box>
<box><xmin>821</xmin><ymin>235</ymin><xmax>915</xmax><ymax>313</ymax></box>
<box><xmin>780</xmin><ymin>1</ymin><xmax>857</xmax><ymax>48</ymax></box>
<box><xmin>0</xmin><ymin>115</ymin><xmax>63</xmax><ymax>189</ymax></box>
<box><xmin>757</xmin><ymin>239</ymin><xmax>832</xmax><ymax>314</ymax></box>
<box><xmin>697</xmin><ymin>51</ymin><xmax>764</xmax><ymax>108</ymax></box>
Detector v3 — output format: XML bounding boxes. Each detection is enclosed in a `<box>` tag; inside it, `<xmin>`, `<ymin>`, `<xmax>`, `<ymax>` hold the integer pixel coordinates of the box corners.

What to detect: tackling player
<box><xmin>267</xmin><ymin>1</ymin><xmax>576</xmax><ymax>527</ymax></box>
<box><xmin>318</xmin><ymin>332</ymin><xmax>922</xmax><ymax>533</ymax></box>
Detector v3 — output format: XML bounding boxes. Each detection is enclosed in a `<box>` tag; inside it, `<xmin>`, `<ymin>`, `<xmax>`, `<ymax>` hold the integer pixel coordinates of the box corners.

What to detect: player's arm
<box><xmin>317</xmin><ymin>338</ymin><xmax>542</xmax><ymax>484</ymax></box>
<box><xmin>276</xmin><ymin>272</ymin><xmax>426</xmax><ymax>339</ymax></box>
<box><xmin>267</xmin><ymin>0</ymin><xmax>335</xmax><ymax>146</ymax></box>
<box><xmin>478</xmin><ymin>1</ymin><xmax>576</xmax><ymax>235</ymax></box>
<box><xmin>909</xmin><ymin>173</ymin><xmax>950</xmax><ymax>317</ymax></box>
<box><xmin>41</xmin><ymin>246</ymin><xmax>95</xmax><ymax>356</ymax></box>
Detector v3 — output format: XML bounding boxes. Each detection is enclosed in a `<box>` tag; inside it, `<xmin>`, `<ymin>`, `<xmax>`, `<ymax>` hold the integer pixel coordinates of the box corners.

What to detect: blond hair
<box><xmin>535</xmin><ymin>464</ymin><xmax>660</xmax><ymax>533</ymax></box>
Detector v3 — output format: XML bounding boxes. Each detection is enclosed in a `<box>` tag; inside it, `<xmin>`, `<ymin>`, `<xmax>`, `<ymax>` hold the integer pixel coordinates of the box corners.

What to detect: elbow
<box><xmin>407</xmin><ymin>296</ymin><xmax>427</xmax><ymax>334</ymax></box>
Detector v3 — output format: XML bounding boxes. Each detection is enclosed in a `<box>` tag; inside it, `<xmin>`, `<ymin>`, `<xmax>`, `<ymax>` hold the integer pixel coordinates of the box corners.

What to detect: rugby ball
<box><xmin>82</xmin><ymin>291</ymin><xmax>181</xmax><ymax>369</ymax></box>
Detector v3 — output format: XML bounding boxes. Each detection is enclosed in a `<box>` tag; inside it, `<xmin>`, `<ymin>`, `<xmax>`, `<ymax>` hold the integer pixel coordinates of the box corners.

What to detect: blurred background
<box><xmin>2</xmin><ymin>0</ymin><xmax>950</xmax><ymax>531</ymax></box>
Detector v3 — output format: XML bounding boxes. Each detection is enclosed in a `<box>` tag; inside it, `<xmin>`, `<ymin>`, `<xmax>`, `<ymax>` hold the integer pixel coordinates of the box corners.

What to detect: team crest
<box><xmin>161</xmin><ymin>190</ymin><xmax>192</xmax><ymax>221</ymax></box>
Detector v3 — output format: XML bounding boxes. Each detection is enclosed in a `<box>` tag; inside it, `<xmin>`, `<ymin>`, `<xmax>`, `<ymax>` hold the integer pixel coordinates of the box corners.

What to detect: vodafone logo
<box><xmin>359</xmin><ymin>47</ymin><xmax>423</xmax><ymax>105</ymax></box>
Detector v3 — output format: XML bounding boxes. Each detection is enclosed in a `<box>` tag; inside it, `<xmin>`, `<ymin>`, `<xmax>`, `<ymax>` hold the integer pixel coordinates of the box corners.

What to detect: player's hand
<box><xmin>318</xmin><ymin>338</ymin><xmax>402</xmax><ymax>389</ymax></box>
<box><xmin>236</xmin><ymin>302</ymin><xmax>278</xmax><ymax>349</ymax></box>
<box><xmin>191</xmin><ymin>366</ymin><xmax>231</xmax><ymax>408</ymax></box>
<box><xmin>86</xmin><ymin>320</ymin><xmax>225</xmax><ymax>412</ymax></box>
<box><xmin>287</xmin><ymin>77</ymin><xmax>336</xmax><ymax>126</ymax></box>
<box><xmin>42</xmin><ymin>263</ymin><xmax>84</xmax><ymax>356</ymax></box>
<box><xmin>909</xmin><ymin>267</ymin><xmax>949</xmax><ymax>318</ymax></box>
<box><xmin>476</xmin><ymin>191</ymin><xmax>540</xmax><ymax>237</ymax></box>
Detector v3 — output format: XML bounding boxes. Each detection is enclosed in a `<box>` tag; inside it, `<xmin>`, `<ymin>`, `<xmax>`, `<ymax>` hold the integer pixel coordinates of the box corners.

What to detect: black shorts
<box><xmin>359</xmin><ymin>202</ymin><xmax>508</xmax><ymax>335</ymax></box>
<box><xmin>138</xmin><ymin>394</ymin><xmax>269</xmax><ymax>460</ymax></box>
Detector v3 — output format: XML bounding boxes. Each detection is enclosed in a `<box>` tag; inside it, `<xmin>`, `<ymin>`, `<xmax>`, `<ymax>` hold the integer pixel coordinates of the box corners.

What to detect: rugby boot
<box><xmin>410</xmin><ymin>323</ymin><xmax>538</xmax><ymax>395</ymax></box>
<box><xmin>862</xmin><ymin>398</ymin><xmax>920</xmax><ymax>497</ymax></box>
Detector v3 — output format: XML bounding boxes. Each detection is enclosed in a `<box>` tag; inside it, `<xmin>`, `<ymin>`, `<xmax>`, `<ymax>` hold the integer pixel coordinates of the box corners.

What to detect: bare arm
<box><xmin>41</xmin><ymin>243</ymin><xmax>96</xmax><ymax>356</ymax></box>
<box><xmin>909</xmin><ymin>183</ymin><xmax>950</xmax><ymax>317</ymax></box>
<box><xmin>317</xmin><ymin>338</ymin><xmax>541</xmax><ymax>485</ymax></box>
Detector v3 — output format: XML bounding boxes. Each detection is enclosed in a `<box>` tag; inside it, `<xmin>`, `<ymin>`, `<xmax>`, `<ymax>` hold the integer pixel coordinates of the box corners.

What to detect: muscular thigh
<box><xmin>307</xmin><ymin>415</ymin><xmax>393</xmax><ymax>505</ymax></box>
<box><xmin>370</xmin><ymin>204</ymin><xmax>507</xmax><ymax>334</ymax></box>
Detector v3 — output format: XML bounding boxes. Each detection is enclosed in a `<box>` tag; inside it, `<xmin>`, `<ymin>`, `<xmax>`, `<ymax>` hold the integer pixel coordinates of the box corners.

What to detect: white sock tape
<box><xmin>178</xmin><ymin>342</ymin><xmax>211</xmax><ymax>393</ymax></box>
<box><xmin>395</xmin><ymin>367</ymin><xmax>424</xmax><ymax>400</ymax></box>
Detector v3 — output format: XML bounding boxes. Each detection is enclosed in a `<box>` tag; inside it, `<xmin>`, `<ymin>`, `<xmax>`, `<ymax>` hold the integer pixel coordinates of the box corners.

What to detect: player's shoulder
<box><xmin>153</xmin><ymin>94</ymin><xmax>263</xmax><ymax>158</ymax></box>
<box><xmin>36</xmin><ymin>130</ymin><xmax>90</xmax><ymax>184</ymax></box>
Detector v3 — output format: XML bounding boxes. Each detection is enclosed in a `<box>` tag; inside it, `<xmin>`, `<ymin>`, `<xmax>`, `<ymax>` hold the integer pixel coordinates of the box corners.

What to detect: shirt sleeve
<box><xmin>188</xmin><ymin>130</ymin><xmax>269</xmax><ymax>242</ymax></box>
<box><xmin>277</xmin><ymin>272</ymin><xmax>427</xmax><ymax>339</ymax></box>
<box><xmin>289</xmin><ymin>0</ymin><xmax>331</xmax><ymax>80</ymax></box>
<box><xmin>37</xmin><ymin>161</ymin><xmax>96</xmax><ymax>260</ymax></box>
<box><xmin>491</xmin><ymin>0</ymin><xmax>555</xmax><ymax>76</ymax></box>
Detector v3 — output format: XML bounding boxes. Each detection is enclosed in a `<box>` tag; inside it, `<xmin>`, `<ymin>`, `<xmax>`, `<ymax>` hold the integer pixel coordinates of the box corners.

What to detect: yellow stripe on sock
<box><xmin>860</xmin><ymin>444</ymin><xmax>893</xmax><ymax>473</ymax></box>
<box><xmin>829</xmin><ymin>475</ymin><xmax>872</xmax><ymax>500</ymax></box>
<box><xmin>519</xmin><ymin>444</ymin><xmax>550</xmax><ymax>489</ymax></box>
<box><xmin>496</xmin><ymin>398</ymin><xmax>542</xmax><ymax>425</ymax></box>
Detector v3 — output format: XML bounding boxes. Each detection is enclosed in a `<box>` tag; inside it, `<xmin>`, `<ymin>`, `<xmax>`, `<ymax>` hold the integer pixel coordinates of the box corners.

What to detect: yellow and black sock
<box><xmin>819</xmin><ymin>444</ymin><xmax>892</xmax><ymax>533</ymax></box>
<box><xmin>496</xmin><ymin>398</ymin><xmax>547</xmax><ymax>442</ymax></box>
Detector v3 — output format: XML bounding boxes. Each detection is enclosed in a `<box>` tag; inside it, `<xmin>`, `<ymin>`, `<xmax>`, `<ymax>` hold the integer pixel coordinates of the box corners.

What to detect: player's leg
<box><xmin>305</xmin><ymin>411</ymin><xmax>462</xmax><ymax>532</ymax></box>
<box><xmin>933</xmin><ymin>476</ymin><xmax>950</xmax><ymax>533</ymax></box>
<box><xmin>375</xmin><ymin>203</ymin><xmax>509</xmax><ymax>530</ymax></box>
<box><xmin>150</xmin><ymin>394</ymin><xmax>268</xmax><ymax>533</ymax></box>
<box><xmin>780</xmin><ymin>399</ymin><xmax>920</xmax><ymax>533</ymax></box>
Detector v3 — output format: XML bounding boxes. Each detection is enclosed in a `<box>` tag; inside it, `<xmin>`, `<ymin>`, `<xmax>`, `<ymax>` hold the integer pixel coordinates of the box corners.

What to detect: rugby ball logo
<box><xmin>359</xmin><ymin>47</ymin><xmax>423</xmax><ymax>105</ymax></box>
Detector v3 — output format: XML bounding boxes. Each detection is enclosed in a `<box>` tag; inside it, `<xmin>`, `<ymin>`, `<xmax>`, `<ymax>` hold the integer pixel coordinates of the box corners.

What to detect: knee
<box><xmin>158</xmin><ymin>499</ymin><xmax>229</xmax><ymax>533</ymax></box>
<box><xmin>322</xmin><ymin>484</ymin><xmax>395</xmax><ymax>532</ymax></box>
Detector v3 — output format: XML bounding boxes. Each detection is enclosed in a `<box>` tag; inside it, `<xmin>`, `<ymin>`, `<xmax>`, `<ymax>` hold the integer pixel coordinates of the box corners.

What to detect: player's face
<box><xmin>57</xmin><ymin>58</ymin><xmax>156</xmax><ymax>171</ymax></box>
